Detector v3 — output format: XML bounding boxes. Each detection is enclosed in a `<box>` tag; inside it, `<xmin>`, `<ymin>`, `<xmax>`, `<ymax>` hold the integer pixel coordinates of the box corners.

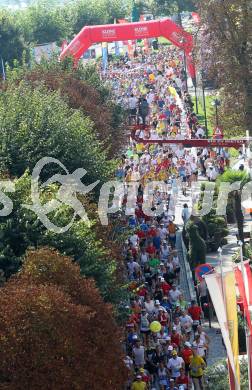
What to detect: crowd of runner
<box><xmin>102</xmin><ymin>46</ymin><xmax>231</xmax><ymax>389</ymax></box>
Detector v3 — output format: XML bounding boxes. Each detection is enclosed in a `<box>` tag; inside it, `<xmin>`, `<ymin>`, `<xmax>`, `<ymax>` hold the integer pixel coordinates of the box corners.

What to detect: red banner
<box><xmin>130</xmin><ymin>131</ymin><xmax>246</xmax><ymax>150</ymax></box>
<box><xmin>118</xmin><ymin>18</ymin><xmax>128</xmax><ymax>45</ymax></box>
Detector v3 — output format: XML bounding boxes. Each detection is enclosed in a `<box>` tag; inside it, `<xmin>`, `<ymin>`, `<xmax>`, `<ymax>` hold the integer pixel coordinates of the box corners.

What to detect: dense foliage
<box><xmin>0</xmin><ymin>173</ymin><xmax>125</xmax><ymax>303</ymax></box>
<box><xmin>217</xmin><ymin>169</ymin><xmax>250</xmax><ymax>243</ymax></box>
<box><xmin>0</xmin><ymin>0</ymin><xmax>131</xmax><ymax>64</ymax></box>
<box><xmin>205</xmin><ymin>357</ymin><xmax>249</xmax><ymax>390</ymax></box>
<box><xmin>5</xmin><ymin>60</ymin><xmax>126</xmax><ymax>157</ymax></box>
<box><xmin>0</xmin><ymin>248</ymin><xmax>127</xmax><ymax>389</ymax></box>
<box><xmin>186</xmin><ymin>221</ymin><xmax>206</xmax><ymax>269</ymax></box>
<box><xmin>0</xmin><ymin>11</ymin><xmax>27</xmax><ymax>66</ymax></box>
<box><xmin>198</xmin><ymin>0</ymin><xmax>252</xmax><ymax>136</ymax></box>
<box><xmin>0</xmin><ymin>81</ymin><xmax>113</xmax><ymax>184</ymax></box>
<box><xmin>143</xmin><ymin>0</ymin><xmax>195</xmax><ymax>19</ymax></box>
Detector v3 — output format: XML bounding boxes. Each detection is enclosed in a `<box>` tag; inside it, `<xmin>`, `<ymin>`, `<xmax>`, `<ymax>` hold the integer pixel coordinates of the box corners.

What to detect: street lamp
<box><xmin>179</xmin><ymin>37</ymin><xmax>188</xmax><ymax>92</ymax></box>
<box><xmin>211</xmin><ymin>98</ymin><xmax>221</xmax><ymax>127</ymax></box>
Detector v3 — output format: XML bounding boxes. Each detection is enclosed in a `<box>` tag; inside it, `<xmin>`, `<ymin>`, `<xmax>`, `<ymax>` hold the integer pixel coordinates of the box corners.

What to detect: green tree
<box><xmin>16</xmin><ymin>4</ymin><xmax>71</xmax><ymax>44</ymax></box>
<box><xmin>198</xmin><ymin>0</ymin><xmax>252</xmax><ymax>136</ymax></box>
<box><xmin>186</xmin><ymin>222</ymin><xmax>206</xmax><ymax>270</ymax></box>
<box><xmin>0</xmin><ymin>173</ymin><xmax>124</xmax><ymax>302</ymax></box>
<box><xmin>217</xmin><ymin>169</ymin><xmax>250</xmax><ymax>244</ymax></box>
<box><xmin>146</xmin><ymin>0</ymin><xmax>195</xmax><ymax>19</ymax></box>
<box><xmin>0</xmin><ymin>82</ymin><xmax>113</xmax><ymax>185</ymax></box>
<box><xmin>6</xmin><ymin>60</ymin><xmax>126</xmax><ymax>158</ymax></box>
<box><xmin>66</xmin><ymin>0</ymin><xmax>114</xmax><ymax>35</ymax></box>
<box><xmin>0</xmin><ymin>11</ymin><xmax>27</xmax><ymax>66</ymax></box>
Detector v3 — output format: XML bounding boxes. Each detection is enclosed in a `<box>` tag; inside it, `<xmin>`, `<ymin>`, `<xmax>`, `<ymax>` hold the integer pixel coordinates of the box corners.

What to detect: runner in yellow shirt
<box><xmin>136</xmin><ymin>143</ymin><xmax>145</xmax><ymax>154</ymax></box>
<box><xmin>131</xmin><ymin>375</ymin><xmax>146</xmax><ymax>390</ymax></box>
<box><xmin>189</xmin><ymin>346</ymin><xmax>206</xmax><ymax>390</ymax></box>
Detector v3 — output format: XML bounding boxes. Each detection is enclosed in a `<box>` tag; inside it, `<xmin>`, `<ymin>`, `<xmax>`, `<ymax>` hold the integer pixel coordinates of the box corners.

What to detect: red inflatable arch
<box><xmin>60</xmin><ymin>18</ymin><xmax>196</xmax><ymax>79</ymax></box>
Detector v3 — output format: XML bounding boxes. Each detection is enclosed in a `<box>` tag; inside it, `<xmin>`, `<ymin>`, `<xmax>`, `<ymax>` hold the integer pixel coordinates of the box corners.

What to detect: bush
<box><xmin>202</xmin><ymin>212</ymin><xmax>228</xmax><ymax>251</ymax></box>
<box><xmin>0</xmin><ymin>173</ymin><xmax>124</xmax><ymax>303</ymax></box>
<box><xmin>205</xmin><ymin>357</ymin><xmax>249</xmax><ymax>390</ymax></box>
<box><xmin>186</xmin><ymin>222</ymin><xmax>207</xmax><ymax>269</ymax></box>
<box><xmin>6</xmin><ymin>62</ymin><xmax>126</xmax><ymax>157</ymax></box>
<box><xmin>190</xmin><ymin>216</ymin><xmax>208</xmax><ymax>240</ymax></box>
<box><xmin>0</xmin><ymin>82</ymin><xmax>113</xmax><ymax>186</ymax></box>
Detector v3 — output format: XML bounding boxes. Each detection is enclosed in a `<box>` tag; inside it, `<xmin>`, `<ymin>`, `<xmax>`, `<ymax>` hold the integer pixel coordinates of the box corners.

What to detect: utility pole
<box><xmin>201</xmin><ymin>70</ymin><xmax>208</xmax><ymax>137</ymax></box>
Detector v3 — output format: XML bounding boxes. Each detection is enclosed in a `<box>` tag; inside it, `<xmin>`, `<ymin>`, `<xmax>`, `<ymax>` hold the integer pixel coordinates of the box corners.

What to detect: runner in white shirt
<box><xmin>176</xmin><ymin>147</ymin><xmax>184</xmax><ymax>159</ymax></box>
<box><xmin>196</xmin><ymin>126</ymin><xmax>205</xmax><ymax>138</ymax></box>
<box><xmin>180</xmin><ymin>311</ymin><xmax>193</xmax><ymax>335</ymax></box>
<box><xmin>192</xmin><ymin>334</ymin><xmax>207</xmax><ymax>359</ymax></box>
<box><xmin>159</xmin><ymin>224</ymin><xmax>168</xmax><ymax>241</ymax></box>
<box><xmin>169</xmin><ymin>285</ymin><xmax>181</xmax><ymax>305</ymax></box>
<box><xmin>173</xmin><ymin>318</ymin><xmax>182</xmax><ymax>334</ymax></box>
<box><xmin>167</xmin><ymin>351</ymin><xmax>185</xmax><ymax>379</ymax></box>
<box><xmin>127</xmin><ymin>257</ymin><xmax>139</xmax><ymax>275</ymax></box>
<box><xmin>140</xmin><ymin>249</ymin><xmax>149</xmax><ymax>266</ymax></box>
<box><xmin>160</xmin><ymin>241</ymin><xmax>170</xmax><ymax>262</ymax></box>
<box><xmin>128</xmin><ymin>95</ymin><xmax>137</xmax><ymax>110</ymax></box>
<box><xmin>133</xmin><ymin>340</ymin><xmax>145</xmax><ymax>368</ymax></box>
<box><xmin>129</xmin><ymin>233</ymin><xmax>139</xmax><ymax>247</ymax></box>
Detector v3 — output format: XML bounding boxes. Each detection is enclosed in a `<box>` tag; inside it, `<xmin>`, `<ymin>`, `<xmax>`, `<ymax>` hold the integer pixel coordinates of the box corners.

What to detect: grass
<box><xmin>158</xmin><ymin>37</ymin><xmax>171</xmax><ymax>45</ymax></box>
<box><xmin>191</xmin><ymin>94</ymin><xmax>216</xmax><ymax>137</ymax></box>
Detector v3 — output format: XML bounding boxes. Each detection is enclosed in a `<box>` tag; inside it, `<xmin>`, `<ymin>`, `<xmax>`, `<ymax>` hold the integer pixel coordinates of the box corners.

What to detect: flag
<box><xmin>224</xmin><ymin>272</ymin><xmax>240</xmax><ymax>385</ymax></box>
<box><xmin>192</xmin><ymin>12</ymin><xmax>200</xmax><ymax>24</ymax></box>
<box><xmin>1</xmin><ymin>56</ymin><xmax>5</xmax><ymax>81</ymax></box>
<box><xmin>235</xmin><ymin>261</ymin><xmax>252</xmax><ymax>390</ymax></box>
<box><xmin>101</xmin><ymin>43</ymin><xmax>108</xmax><ymax>71</ymax></box>
<box><xmin>235</xmin><ymin>266</ymin><xmax>251</xmax><ymax>328</ymax></box>
<box><xmin>205</xmin><ymin>272</ymin><xmax>240</xmax><ymax>390</ymax></box>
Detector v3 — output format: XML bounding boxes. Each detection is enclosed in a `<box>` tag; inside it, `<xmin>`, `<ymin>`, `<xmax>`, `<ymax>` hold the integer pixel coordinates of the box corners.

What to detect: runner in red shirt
<box><xmin>137</xmin><ymin>229</ymin><xmax>146</xmax><ymax>240</ymax></box>
<box><xmin>135</xmin><ymin>206</ymin><xmax>145</xmax><ymax>220</ymax></box>
<box><xmin>176</xmin><ymin>367</ymin><xmax>189</xmax><ymax>388</ymax></box>
<box><xmin>147</xmin><ymin>225</ymin><xmax>157</xmax><ymax>238</ymax></box>
<box><xmin>188</xmin><ymin>300</ymin><xmax>202</xmax><ymax>333</ymax></box>
<box><xmin>171</xmin><ymin>328</ymin><xmax>182</xmax><ymax>349</ymax></box>
<box><xmin>160</xmin><ymin>278</ymin><xmax>171</xmax><ymax>295</ymax></box>
<box><xmin>146</xmin><ymin>242</ymin><xmax>156</xmax><ymax>256</ymax></box>
<box><xmin>181</xmin><ymin>342</ymin><xmax>193</xmax><ymax>373</ymax></box>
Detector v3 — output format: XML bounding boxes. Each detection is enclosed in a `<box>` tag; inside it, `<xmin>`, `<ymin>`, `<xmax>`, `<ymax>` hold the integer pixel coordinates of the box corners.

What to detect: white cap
<box><xmin>155</xmin><ymin>300</ymin><xmax>160</xmax><ymax>305</ymax></box>
<box><xmin>184</xmin><ymin>341</ymin><xmax>191</xmax><ymax>347</ymax></box>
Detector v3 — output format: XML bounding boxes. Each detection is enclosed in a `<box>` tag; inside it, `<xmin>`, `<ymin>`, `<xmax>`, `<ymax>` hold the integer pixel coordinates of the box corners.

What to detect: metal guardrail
<box><xmin>180</xmin><ymin>233</ymin><xmax>196</xmax><ymax>301</ymax></box>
